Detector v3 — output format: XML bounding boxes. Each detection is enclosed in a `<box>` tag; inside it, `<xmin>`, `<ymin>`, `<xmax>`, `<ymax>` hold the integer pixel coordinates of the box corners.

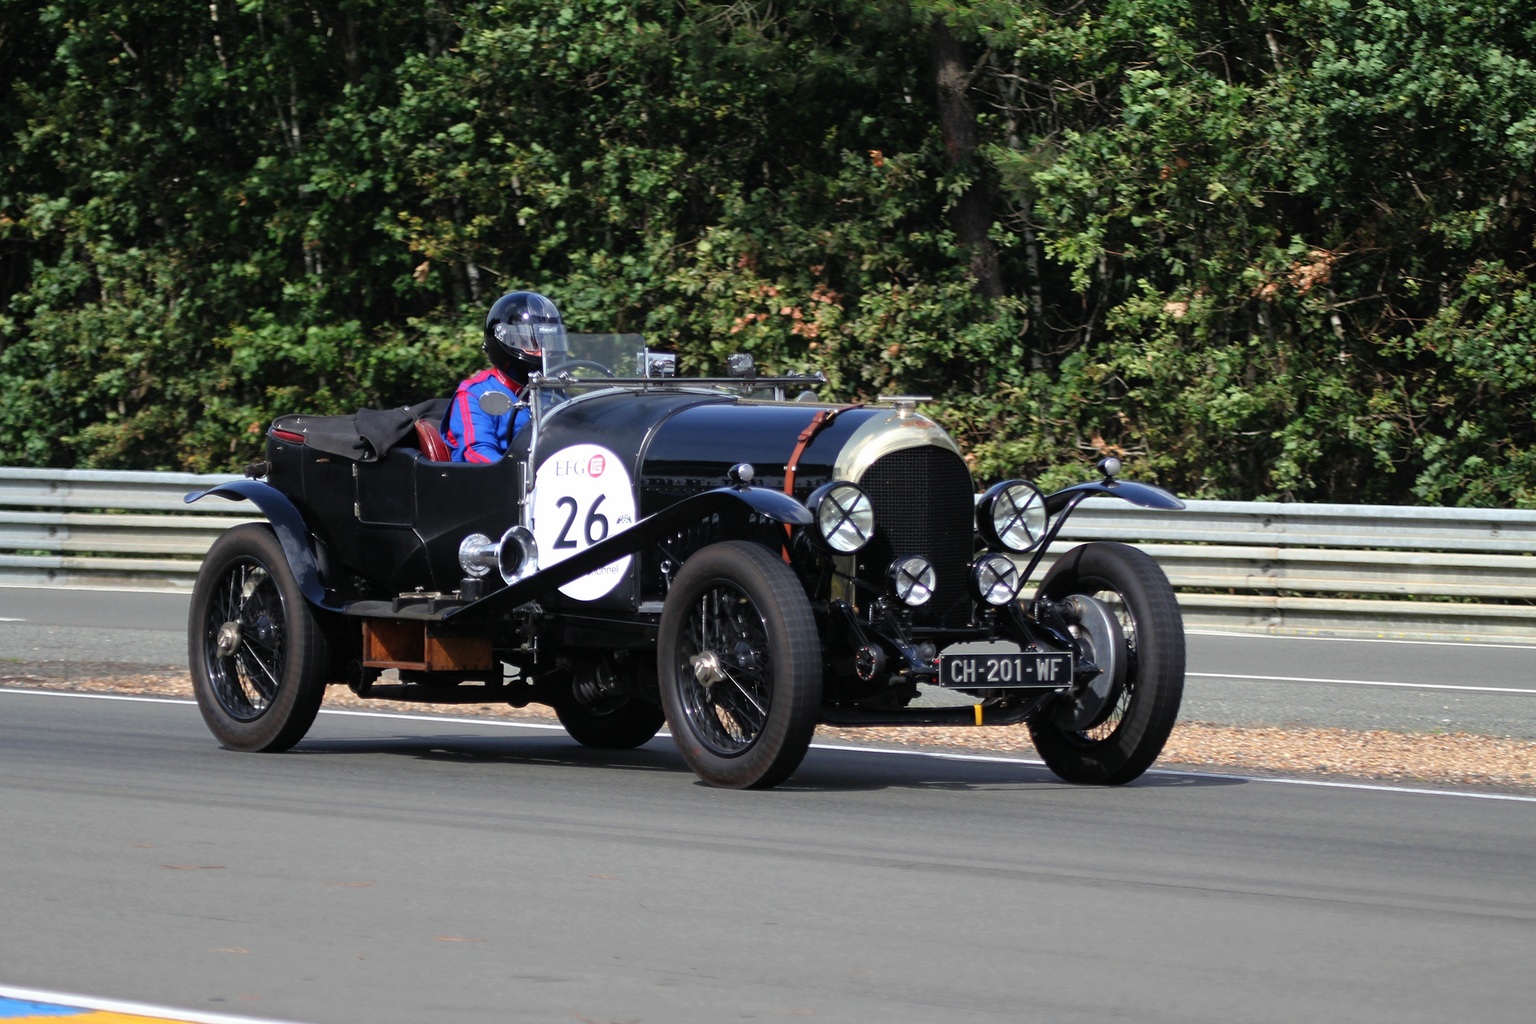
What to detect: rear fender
<box><xmin>185</xmin><ymin>480</ymin><xmax>339</xmax><ymax>610</ymax></box>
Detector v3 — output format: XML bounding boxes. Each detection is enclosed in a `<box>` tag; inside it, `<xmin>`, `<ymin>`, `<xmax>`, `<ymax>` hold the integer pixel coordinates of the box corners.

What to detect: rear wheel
<box><xmin>188</xmin><ymin>524</ymin><xmax>330</xmax><ymax>752</ymax></box>
<box><xmin>1027</xmin><ymin>542</ymin><xmax>1184</xmax><ymax>785</ymax></box>
<box><xmin>554</xmin><ymin>655</ymin><xmax>665</xmax><ymax>749</ymax></box>
<box><xmin>657</xmin><ymin>541</ymin><xmax>821</xmax><ymax>789</ymax></box>
<box><xmin>555</xmin><ymin>700</ymin><xmax>666</xmax><ymax>749</ymax></box>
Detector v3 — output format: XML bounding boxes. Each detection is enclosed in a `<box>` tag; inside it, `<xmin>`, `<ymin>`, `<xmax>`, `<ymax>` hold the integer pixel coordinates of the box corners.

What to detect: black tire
<box><xmin>555</xmin><ymin>697</ymin><xmax>665</xmax><ymax>749</ymax></box>
<box><xmin>1027</xmin><ymin>542</ymin><xmax>1184</xmax><ymax>785</ymax></box>
<box><xmin>657</xmin><ymin>541</ymin><xmax>822</xmax><ymax>789</ymax></box>
<box><xmin>188</xmin><ymin>523</ymin><xmax>330</xmax><ymax>752</ymax></box>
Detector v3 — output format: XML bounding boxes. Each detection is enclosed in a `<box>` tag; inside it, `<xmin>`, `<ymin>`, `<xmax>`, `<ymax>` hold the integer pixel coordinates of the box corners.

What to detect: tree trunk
<box><xmin>930</xmin><ymin>20</ymin><xmax>1002</xmax><ymax>300</ymax></box>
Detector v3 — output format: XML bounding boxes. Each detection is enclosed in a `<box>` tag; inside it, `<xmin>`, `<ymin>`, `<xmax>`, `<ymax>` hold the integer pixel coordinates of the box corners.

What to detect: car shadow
<box><xmin>780</xmin><ymin>744</ymin><xmax>1246</xmax><ymax>792</ymax></box>
<box><xmin>293</xmin><ymin>732</ymin><xmax>686</xmax><ymax>775</ymax></box>
<box><xmin>291</xmin><ymin>729</ymin><xmax>1247</xmax><ymax>793</ymax></box>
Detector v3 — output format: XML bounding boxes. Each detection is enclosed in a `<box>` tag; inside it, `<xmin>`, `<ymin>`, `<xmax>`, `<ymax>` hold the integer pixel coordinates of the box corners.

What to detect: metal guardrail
<box><xmin>1034</xmin><ymin>501</ymin><xmax>1536</xmax><ymax>640</ymax></box>
<box><xmin>0</xmin><ymin>468</ymin><xmax>253</xmax><ymax>589</ymax></box>
<box><xmin>3</xmin><ymin>467</ymin><xmax>1535</xmax><ymax>641</ymax></box>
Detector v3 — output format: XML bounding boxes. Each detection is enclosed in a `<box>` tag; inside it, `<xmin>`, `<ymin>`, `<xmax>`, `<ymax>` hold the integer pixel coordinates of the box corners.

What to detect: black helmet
<box><xmin>483</xmin><ymin>291</ymin><xmax>566</xmax><ymax>377</ymax></box>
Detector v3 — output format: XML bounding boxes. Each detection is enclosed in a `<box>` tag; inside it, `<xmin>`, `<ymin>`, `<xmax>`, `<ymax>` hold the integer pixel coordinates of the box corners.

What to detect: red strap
<box><xmin>784</xmin><ymin>410</ymin><xmax>833</xmax><ymax>498</ymax></box>
<box><xmin>781</xmin><ymin>404</ymin><xmax>862</xmax><ymax>559</ymax></box>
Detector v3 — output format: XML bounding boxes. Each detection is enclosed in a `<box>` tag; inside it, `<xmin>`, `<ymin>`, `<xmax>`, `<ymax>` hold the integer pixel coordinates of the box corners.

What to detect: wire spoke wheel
<box><xmin>189</xmin><ymin>524</ymin><xmax>331</xmax><ymax>752</ymax></box>
<box><xmin>203</xmin><ymin>560</ymin><xmax>285</xmax><ymax>721</ymax></box>
<box><xmin>674</xmin><ymin>580</ymin><xmax>776</xmax><ymax>755</ymax></box>
<box><xmin>1027</xmin><ymin>542</ymin><xmax>1185</xmax><ymax>785</ymax></box>
<box><xmin>659</xmin><ymin>542</ymin><xmax>820</xmax><ymax>789</ymax></box>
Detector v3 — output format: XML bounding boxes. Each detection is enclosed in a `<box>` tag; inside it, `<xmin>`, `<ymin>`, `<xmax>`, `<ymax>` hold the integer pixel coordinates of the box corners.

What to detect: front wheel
<box><xmin>188</xmin><ymin>523</ymin><xmax>331</xmax><ymax>752</ymax></box>
<box><xmin>1027</xmin><ymin>542</ymin><xmax>1184</xmax><ymax>785</ymax></box>
<box><xmin>657</xmin><ymin>541</ymin><xmax>822</xmax><ymax>789</ymax></box>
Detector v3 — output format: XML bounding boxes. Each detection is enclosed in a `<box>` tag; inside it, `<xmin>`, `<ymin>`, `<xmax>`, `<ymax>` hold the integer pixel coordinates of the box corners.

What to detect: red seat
<box><xmin>414</xmin><ymin>419</ymin><xmax>452</xmax><ymax>462</ymax></box>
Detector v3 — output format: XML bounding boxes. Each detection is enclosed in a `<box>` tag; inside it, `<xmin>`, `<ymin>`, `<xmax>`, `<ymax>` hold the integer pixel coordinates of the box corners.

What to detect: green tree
<box><xmin>977</xmin><ymin>0</ymin><xmax>1536</xmax><ymax>502</ymax></box>
<box><xmin>3</xmin><ymin>0</ymin><xmax>1534</xmax><ymax>510</ymax></box>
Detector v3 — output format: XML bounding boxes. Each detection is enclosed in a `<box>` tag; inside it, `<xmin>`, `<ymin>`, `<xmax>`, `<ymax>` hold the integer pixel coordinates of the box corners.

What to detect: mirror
<box><xmin>478</xmin><ymin>391</ymin><xmax>513</xmax><ymax>416</ymax></box>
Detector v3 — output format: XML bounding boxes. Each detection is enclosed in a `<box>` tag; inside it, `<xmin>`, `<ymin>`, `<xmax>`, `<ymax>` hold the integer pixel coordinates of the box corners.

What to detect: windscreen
<box><xmin>542</xmin><ymin>333</ymin><xmax>648</xmax><ymax>380</ymax></box>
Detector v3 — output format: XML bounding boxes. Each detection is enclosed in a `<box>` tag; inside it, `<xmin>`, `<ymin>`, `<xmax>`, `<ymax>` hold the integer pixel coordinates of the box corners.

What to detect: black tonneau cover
<box><xmin>271</xmin><ymin>397</ymin><xmax>448</xmax><ymax>462</ymax></box>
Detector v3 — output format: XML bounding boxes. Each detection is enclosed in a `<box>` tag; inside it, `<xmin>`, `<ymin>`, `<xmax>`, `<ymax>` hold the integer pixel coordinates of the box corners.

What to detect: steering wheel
<box><xmin>549</xmin><ymin>359</ymin><xmax>616</xmax><ymax>378</ymax></box>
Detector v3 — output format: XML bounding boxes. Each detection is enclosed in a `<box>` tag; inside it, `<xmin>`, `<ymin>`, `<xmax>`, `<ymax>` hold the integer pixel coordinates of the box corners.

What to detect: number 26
<box><xmin>554</xmin><ymin>494</ymin><xmax>609</xmax><ymax>549</ymax></box>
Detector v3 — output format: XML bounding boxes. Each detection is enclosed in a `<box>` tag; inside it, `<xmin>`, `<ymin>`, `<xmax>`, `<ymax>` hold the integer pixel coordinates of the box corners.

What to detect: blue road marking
<box><xmin>0</xmin><ymin>997</ymin><xmax>86</xmax><ymax>1018</ymax></box>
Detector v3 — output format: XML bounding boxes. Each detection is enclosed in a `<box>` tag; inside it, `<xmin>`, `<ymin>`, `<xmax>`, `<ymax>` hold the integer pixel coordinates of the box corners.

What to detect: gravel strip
<box><xmin>6</xmin><ymin>671</ymin><xmax>1534</xmax><ymax>793</ymax></box>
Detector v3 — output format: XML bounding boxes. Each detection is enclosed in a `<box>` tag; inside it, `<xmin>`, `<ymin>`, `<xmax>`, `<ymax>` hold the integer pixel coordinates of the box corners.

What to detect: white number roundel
<box><xmin>531</xmin><ymin>443</ymin><xmax>636</xmax><ymax>601</ymax></box>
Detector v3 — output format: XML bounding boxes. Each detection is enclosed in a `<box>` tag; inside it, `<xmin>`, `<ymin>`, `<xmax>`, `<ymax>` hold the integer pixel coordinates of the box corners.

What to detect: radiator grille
<box><xmin>856</xmin><ymin>445</ymin><xmax>976</xmax><ymax>626</ymax></box>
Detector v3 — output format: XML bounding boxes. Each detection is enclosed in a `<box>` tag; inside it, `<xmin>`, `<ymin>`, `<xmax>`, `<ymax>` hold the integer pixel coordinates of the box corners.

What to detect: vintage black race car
<box><xmin>186</xmin><ymin>335</ymin><xmax>1187</xmax><ymax>789</ymax></box>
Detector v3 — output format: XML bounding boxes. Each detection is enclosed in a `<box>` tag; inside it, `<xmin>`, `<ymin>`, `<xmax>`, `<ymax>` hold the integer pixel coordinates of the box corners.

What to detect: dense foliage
<box><xmin>2</xmin><ymin>1</ymin><xmax>1532</xmax><ymax>505</ymax></box>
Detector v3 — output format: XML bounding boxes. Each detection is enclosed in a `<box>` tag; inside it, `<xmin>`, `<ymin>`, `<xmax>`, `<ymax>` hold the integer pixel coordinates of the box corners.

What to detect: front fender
<box><xmin>185</xmin><ymin>480</ymin><xmax>338</xmax><ymax>610</ymax></box>
<box><xmin>716</xmin><ymin>485</ymin><xmax>816</xmax><ymax>526</ymax></box>
<box><xmin>1045</xmin><ymin>479</ymin><xmax>1186</xmax><ymax>515</ymax></box>
<box><xmin>445</xmin><ymin>484</ymin><xmax>811</xmax><ymax>623</ymax></box>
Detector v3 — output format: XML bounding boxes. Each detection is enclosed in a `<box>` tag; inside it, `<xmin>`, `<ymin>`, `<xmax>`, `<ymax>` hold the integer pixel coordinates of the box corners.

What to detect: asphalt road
<box><xmin>3</xmin><ymin>586</ymin><xmax>1534</xmax><ymax>738</ymax></box>
<box><xmin>2</xmin><ymin>690</ymin><xmax>1534</xmax><ymax>1024</ymax></box>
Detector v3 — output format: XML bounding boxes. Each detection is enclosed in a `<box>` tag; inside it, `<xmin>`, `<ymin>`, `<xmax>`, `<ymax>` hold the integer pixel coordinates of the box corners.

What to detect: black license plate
<box><xmin>936</xmin><ymin>651</ymin><xmax>1072</xmax><ymax>689</ymax></box>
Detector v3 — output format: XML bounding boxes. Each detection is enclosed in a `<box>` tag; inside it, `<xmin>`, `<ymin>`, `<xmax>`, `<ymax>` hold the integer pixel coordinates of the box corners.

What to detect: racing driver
<box><xmin>441</xmin><ymin>290</ymin><xmax>565</xmax><ymax>462</ymax></box>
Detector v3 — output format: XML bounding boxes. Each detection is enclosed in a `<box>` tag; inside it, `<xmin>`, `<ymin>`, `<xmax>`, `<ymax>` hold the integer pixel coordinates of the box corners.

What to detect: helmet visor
<box><xmin>494</xmin><ymin>320</ymin><xmax>567</xmax><ymax>358</ymax></box>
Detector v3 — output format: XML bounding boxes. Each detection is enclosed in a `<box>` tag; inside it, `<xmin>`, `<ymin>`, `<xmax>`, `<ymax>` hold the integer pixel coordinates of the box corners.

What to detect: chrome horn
<box><xmin>458</xmin><ymin>525</ymin><xmax>539</xmax><ymax>586</ymax></box>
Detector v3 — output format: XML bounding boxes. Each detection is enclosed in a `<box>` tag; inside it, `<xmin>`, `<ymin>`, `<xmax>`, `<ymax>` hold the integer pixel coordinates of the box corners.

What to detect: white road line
<box><xmin>0</xmin><ymin>582</ymin><xmax>190</xmax><ymax>595</ymax></box>
<box><xmin>1187</xmin><ymin>629</ymin><xmax>1536</xmax><ymax>651</ymax></box>
<box><xmin>806</xmin><ymin>741</ymin><xmax>1536</xmax><ymax>804</ymax></box>
<box><xmin>6</xmin><ymin>687</ymin><xmax>1533</xmax><ymax>803</ymax></box>
<box><xmin>0</xmin><ymin>689</ymin><xmax>194</xmax><ymax>705</ymax></box>
<box><xmin>1157</xmin><ymin>770</ymin><xmax>1536</xmax><ymax>802</ymax></box>
<box><xmin>1188</xmin><ymin>671</ymin><xmax>1536</xmax><ymax>695</ymax></box>
<box><xmin>0</xmin><ymin>983</ymin><xmax>306</xmax><ymax>1024</ymax></box>
<box><xmin>320</xmin><ymin>706</ymin><xmax>570</xmax><ymax>731</ymax></box>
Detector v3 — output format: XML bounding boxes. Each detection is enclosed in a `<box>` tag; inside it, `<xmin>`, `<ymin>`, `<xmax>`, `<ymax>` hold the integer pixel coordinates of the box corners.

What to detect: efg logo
<box><xmin>552</xmin><ymin>455</ymin><xmax>609</xmax><ymax>477</ymax></box>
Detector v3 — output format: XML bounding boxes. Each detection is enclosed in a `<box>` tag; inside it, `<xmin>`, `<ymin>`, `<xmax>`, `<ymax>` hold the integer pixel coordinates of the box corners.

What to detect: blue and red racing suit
<box><xmin>441</xmin><ymin>367</ymin><xmax>530</xmax><ymax>463</ymax></box>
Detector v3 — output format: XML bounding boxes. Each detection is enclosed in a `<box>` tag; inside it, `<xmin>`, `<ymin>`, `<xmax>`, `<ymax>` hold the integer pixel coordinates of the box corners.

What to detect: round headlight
<box><xmin>971</xmin><ymin>553</ymin><xmax>1022</xmax><ymax>607</ymax></box>
<box><xmin>889</xmin><ymin>555</ymin><xmax>937</xmax><ymax>607</ymax></box>
<box><xmin>807</xmin><ymin>481</ymin><xmax>875</xmax><ymax>554</ymax></box>
<box><xmin>978</xmin><ymin>480</ymin><xmax>1048</xmax><ymax>553</ymax></box>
